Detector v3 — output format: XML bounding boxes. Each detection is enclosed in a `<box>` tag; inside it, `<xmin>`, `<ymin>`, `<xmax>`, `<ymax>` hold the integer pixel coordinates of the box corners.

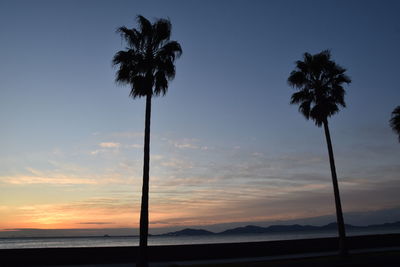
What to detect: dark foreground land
<box><xmin>1</xmin><ymin>233</ymin><xmax>400</xmax><ymax>266</ymax></box>
<box><xmin>183</xmin><ymin>250</ymin><xmax>400</xmax><ymax>267</ymax></box>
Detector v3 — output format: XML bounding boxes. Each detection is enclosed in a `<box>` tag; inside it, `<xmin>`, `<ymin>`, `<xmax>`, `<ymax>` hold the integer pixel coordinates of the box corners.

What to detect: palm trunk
<box><xmin>323</xmin><ymin>119</ymin><xmax>348</xmax><ymax>256</ymax></box>
<box><xmin>137</xmin><ymin>94</ymin><xmax>151</xmax><ymax>267</ymax></box>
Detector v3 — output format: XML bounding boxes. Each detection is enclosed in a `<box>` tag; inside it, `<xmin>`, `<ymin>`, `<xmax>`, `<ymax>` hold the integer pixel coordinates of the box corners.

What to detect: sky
<box><xmin>0</xmin><ymin>0</ymin><xmax>400</xmax><ymax>236</ymax></box>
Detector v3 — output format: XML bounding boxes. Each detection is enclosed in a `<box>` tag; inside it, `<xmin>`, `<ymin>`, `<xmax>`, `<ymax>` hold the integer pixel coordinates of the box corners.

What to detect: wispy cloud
<box><xmin>1</xmin><ymin>175</ymin><xmax>98</xmax><ymax>185</ymax></box>
<box><xmin>0</xmin><ymin>167</ymin><xmax>136</xmax><ymax>186</ymax></box>
<box><xmin>159</xmin><ymin>158</ymin><xmax>193</xmax><ymax>169</ymax></box>
<box><xmin>90</xmin><ymin>149</ymin><xmax>104</xmax><ymax>155</ymax></box>
<box><xmin>77</xmin><ymin>222</ymin><xmax>114</xmax><ymax>225</ymax></box>
<box><xmin>110</xmin><ymin>131</ymin><xmax>144</xmax><ymax>139</ymax></box>
<box><xmin>99</xmin><ymin>142</ymin><xmax>120</xmax><ymax>148</ymax></box>
<box><xmin>169</xmin><ymin>138</ymin><xmax>200</xmax><ymax>149</ymax></box>
<box><xmin>90</xmin><ymin>142</ymin><xmax>121</xmax><ymax>155</ymax></box>
<box><xmin>2</xmin><ymin>130</ymin><xmax>399</xmax><ymax>230</ymax></box>
<box><xmin>126</xmin><ymin>144</ymin><xmax>143</xmax><ymax>149</ymax></box>
<box><xmin>89</xmin><ymin>139</ymin><xmax>145</xmax><ymax>156</ymax></box>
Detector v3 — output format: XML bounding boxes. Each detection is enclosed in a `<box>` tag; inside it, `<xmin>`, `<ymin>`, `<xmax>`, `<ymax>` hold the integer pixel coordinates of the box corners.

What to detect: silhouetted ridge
<box><xmin>163</xmin><ymin>228</ymin><xmax>214</xmax><ymax>236</ymax></box>
<box><xmin>368</xmin><ymin>221</ymin><xmax>400</xmax><ymax>228</ymax></box>
<box><xmin>267</xmin><ymin>224</ymin><xmax>318</xmax><ymax>232</ymax></box>
<box><xmin>220</xmin><ymin>225</ymin><xmax>266</xmax><ymax>235</ymax></box>
<box><xmin>319</xmin><ymin>222</ymin><xmax>359</xmax><ymax>230</ymax></box>
<box><xmin>158</xmin><ymin>221</ymin><xmax>400</xmax><ymax>236</ymax></box>
<box><xmin>220</xmin><ymin>224</ymin><xmax>320</xmax><ymax>234</ymax></box>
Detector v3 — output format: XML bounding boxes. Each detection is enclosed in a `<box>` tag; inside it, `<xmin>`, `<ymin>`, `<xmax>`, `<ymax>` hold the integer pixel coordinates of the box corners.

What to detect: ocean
<box><xmin>1</xmin><ymin>227</ymin><xmax>400</xmax><ymax>249</ymax></box>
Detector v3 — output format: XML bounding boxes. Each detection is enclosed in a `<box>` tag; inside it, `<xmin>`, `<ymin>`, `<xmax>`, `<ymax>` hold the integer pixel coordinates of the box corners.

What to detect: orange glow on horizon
<box><xmin>0</xmin><ymin>199</ymin><xmax>328</xmax><ymax>231</ymax></box>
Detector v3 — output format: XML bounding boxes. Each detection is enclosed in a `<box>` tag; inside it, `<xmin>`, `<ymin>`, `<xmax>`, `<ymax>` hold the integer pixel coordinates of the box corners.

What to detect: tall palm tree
<box><xmin>112</xmin><ymin>15</ymin><xmax>182</xmax><ymax>267</ymax></box>
<box><xmin>390</xmin><ymin>106</ymin><xmax>400</xmax><ymax>142</ymax></box>
<box><xmin>287</xmin><ymin>50</ymin><xmax>351</xmax><ymax>256</ymax></box>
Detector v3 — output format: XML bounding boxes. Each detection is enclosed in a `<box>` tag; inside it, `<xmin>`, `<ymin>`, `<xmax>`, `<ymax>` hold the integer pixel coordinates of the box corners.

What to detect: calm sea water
<box><xmin>1</xmin><ymin>228</ymin><xmax>399</xmax><ymax>249</ymax></box>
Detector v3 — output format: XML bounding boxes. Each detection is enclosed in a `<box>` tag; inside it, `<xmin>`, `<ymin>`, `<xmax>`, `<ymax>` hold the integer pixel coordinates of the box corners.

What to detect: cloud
<box><xmin>77</xmin><ymin>222</ymin><xmax>114</xmax><ymax>225</ymax></box>
<box><xmin>2</xmin><ymin>130</ymin><xmax>399</xmax><ymax>231</ymax></box>
<box><xmin>142</xmin><ymin>142</ymin><xmax>400</xmax><ymax>228</ymax></box>
<box><xmin>3</xmin><ymin>228</ymin><xmax>42</xmax><ymax>231</ymax></box>
<box><xmin>126</xmin><ymin>144</ymin><xmax>143</xmax><ymax>149</ymax></box>
<box><xmin>90</xmin><ymin>149</ymin><xmax>104</xmax><ymax>155</ymax></box>
<box><xmin>148</xmin><ymin>176</ymin><xmax>400</xmax><ymax>228</ymax></box>
<box><xmin>89</xmin><ymin>139</ymin><xmax>145</xmax><ymax>156</ymax></box>
<box><xmin>1</xmin><ymin>175</ymin><xmax>98</xmax><ymax>185</ymax></box>
<box><xmin>166</xmin><ymin>138</ymin><xmax>201</xmax><ymax>150</ymax></box>
<box><xmin>110</xmin><ymin>131</ymin><xmax>143</xmax><ymax>139</ymax></box>
<box><xmin>99</xmin><ymin>142</ymin><xmax>120</xmax><ymax>148</ymax></box>
<box><xmin>159</xmin><ymin>158</ymin><xmax>193</xmax><ymax>169</ymax></box>
<box><xmin>174</xmin><ymin>143</ymin><xmax>199</xmax><ymax>149</ymax></box>
<box><xmin>0</xmin><ymin>167</ymin><xmax>135</xmax><ymax>186</ymax></box>
<box><xmin>90</xmin><ymin>142</ymin><xmax>122</xmax><ymax>155</ymax></box>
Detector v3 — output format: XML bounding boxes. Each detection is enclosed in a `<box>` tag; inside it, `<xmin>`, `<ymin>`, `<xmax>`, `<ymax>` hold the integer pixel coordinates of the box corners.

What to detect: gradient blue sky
<box><xmin>0</xmin><ymin>0</ymin><xmax>399</xmax><ymax>235</ymax></box>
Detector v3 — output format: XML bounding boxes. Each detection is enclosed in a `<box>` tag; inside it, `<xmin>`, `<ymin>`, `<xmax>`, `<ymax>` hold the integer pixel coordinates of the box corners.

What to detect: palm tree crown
<box><xmin>113</xmin><ymin>15</ymin><xmax>182</xmax><ymax>98</ymax></box>
<box><xmin>288</xmin><ymin>50</ymin><xmax>351</xmax><ymax>126</ymax></box>
<box><xmin>390</xmin><ymin>106</ymin><xmax>400</xmax><ymax>142</ymax></box>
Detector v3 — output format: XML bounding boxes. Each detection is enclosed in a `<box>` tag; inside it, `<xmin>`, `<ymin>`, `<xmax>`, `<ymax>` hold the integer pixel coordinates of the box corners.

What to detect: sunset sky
<box><xmin>1</xmin><ymin>0</ymin><xmax>400</xmax><ymax>236</ymax></box>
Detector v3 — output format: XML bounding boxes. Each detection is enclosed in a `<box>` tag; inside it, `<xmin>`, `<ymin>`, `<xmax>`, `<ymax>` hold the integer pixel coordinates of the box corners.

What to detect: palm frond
<box><xmin>158</xmin><ymin>41</ymin><xmax>182</xmax><ymax>60</ymax></box>
<box><xmin>154</xmin><ymin>70</ymin><xmax>169</xmax><ymax>96</ymax></box>
<box><xmin>298</xmin><ymin>100</ymin><xmax>312</xmax><ymax>120</ymax></box>
<box><xmin>116</xmin><ymin>26</ymin><xmax>142</xmax><ymax>50</ymax></box>
<box><xmin>290</xmin><ymin>90</ymin><xmax>312</xmax><ymax>104</ymax></box>
<box><xmin>288</xmin><ymin>70</ymin><xmax>307</xmax><ymax>87</ymax></box>
<box><xmin>153</xmin><ymin>18</ymin><xmax>171</xmax><ymax>46</ymax></box>
<box><xmin>390</xmin><ymin>106</ymin><xmax>400</xmax><ymax>142</ymax></box>
<box><xmin>137</xmin><ymin>15</ymin><xmax>153</xmax><ymax>40</ymax></box>
<box><xmin>129</xmin><ymin>75</ymin><xmax>152</xmax><ymax>98</ymax></box>
<box><xmin>157</xmin><ymin>59</ymin><xmax>176</xmax><ymax>79</ymax></box>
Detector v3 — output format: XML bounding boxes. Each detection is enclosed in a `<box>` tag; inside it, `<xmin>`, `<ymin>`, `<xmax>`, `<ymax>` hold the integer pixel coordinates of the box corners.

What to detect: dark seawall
<box><xmin>1</xmin><ymin>233</ymin><xmax>400</xmax><ymax>266</ymax></box>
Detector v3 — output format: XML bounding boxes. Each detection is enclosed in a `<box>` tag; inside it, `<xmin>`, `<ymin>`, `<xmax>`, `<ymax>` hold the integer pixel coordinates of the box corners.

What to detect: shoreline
<box><xmin>1</xmin><ymin>233</ymin><xmax>400</xmax><ymax>266</ymax></box>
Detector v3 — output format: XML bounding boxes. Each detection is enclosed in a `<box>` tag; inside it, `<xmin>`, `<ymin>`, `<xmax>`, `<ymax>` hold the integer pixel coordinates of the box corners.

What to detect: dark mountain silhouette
<box><xmin>318</xmin><ymin>222</ymin><xmax>357</xmax><ymax>230</ymax></box>
<box><xmin>158</xmin><ymin>221</ymin><xmax>400</xmax><ymax>236</ymax></box>
<box><xmin>162</xmin><ymin>228</ymin><xmax>215</xmax><ymax>236</ymax></box>
<box><xmin>220</xmin><ymin>225</ymin><xmax>271</xmax><ymax>235</ymax></box>
<box><xmin>368</xmin><ymin>221</ymin><xmax>400</xmax><ymax>228</ymax></box>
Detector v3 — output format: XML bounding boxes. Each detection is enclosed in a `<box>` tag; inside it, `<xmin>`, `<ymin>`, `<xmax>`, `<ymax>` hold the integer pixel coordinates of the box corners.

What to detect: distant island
<box><xmin>158</xmin><ymin>221</ymin><xmax>400</xmax><ymax>236</ymax></box>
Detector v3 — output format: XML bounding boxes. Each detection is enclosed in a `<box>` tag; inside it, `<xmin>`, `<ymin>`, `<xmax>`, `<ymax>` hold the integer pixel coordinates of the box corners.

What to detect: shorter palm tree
<box><xmin>287</xmin><ymin>50</ymin><xmax>351</xmax><ymax>256</ymax></box>
<box><xmin>390</xmin><ymin>106</ymin><xmax>400</xmax><ymax>142</ymax></box>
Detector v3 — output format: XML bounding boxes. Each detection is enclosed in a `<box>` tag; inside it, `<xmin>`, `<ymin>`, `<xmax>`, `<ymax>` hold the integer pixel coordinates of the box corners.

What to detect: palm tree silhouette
<box><xmin>390</xmin><ymin>106</ymin><xmax>400</xmax><ymax>142</ymax></box>
<box><xmin>112</xmin><ymin>15</ymin><xmax>182</xmax><ymax>267</ymax></box>
<box><xmin>287</xmin><ymin>50</ymin><xmax>351</xmax><ymax>256</ymax></box>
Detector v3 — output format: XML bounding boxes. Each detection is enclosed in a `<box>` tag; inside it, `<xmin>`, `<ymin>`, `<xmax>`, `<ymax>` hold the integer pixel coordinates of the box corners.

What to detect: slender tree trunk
<box><xmin>137</xmin><ymin>94</ymin><xmax>151</xmax><ymax>267</ymax></box>
<box><xmin>323</xmin><ymin>119</ymin><xmax>348</xmax><ymax>256</ymax></box>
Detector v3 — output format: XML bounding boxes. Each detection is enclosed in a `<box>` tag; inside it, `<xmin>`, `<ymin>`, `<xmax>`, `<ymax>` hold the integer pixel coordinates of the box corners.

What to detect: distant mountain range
<box><xmin>159</xmin><ymin>221</ymin><xmax>400</xmax><ymax>236</ymax></box>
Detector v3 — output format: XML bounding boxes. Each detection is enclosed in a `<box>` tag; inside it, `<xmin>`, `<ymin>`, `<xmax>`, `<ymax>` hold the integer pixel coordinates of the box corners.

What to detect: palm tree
<box><xmin>390</xmin><ymin>106</ymin><xmax>400</xmax><ymax>142</ymax></box>
<box><xmin>287</xmin><ymin>50</ymin><xmax>351</xmax><ymax>256</ymax></box>
<box><xmin>112</xmin><ymin>15</ymin><xmax>182</xmax><ymax>267</ymax></box>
